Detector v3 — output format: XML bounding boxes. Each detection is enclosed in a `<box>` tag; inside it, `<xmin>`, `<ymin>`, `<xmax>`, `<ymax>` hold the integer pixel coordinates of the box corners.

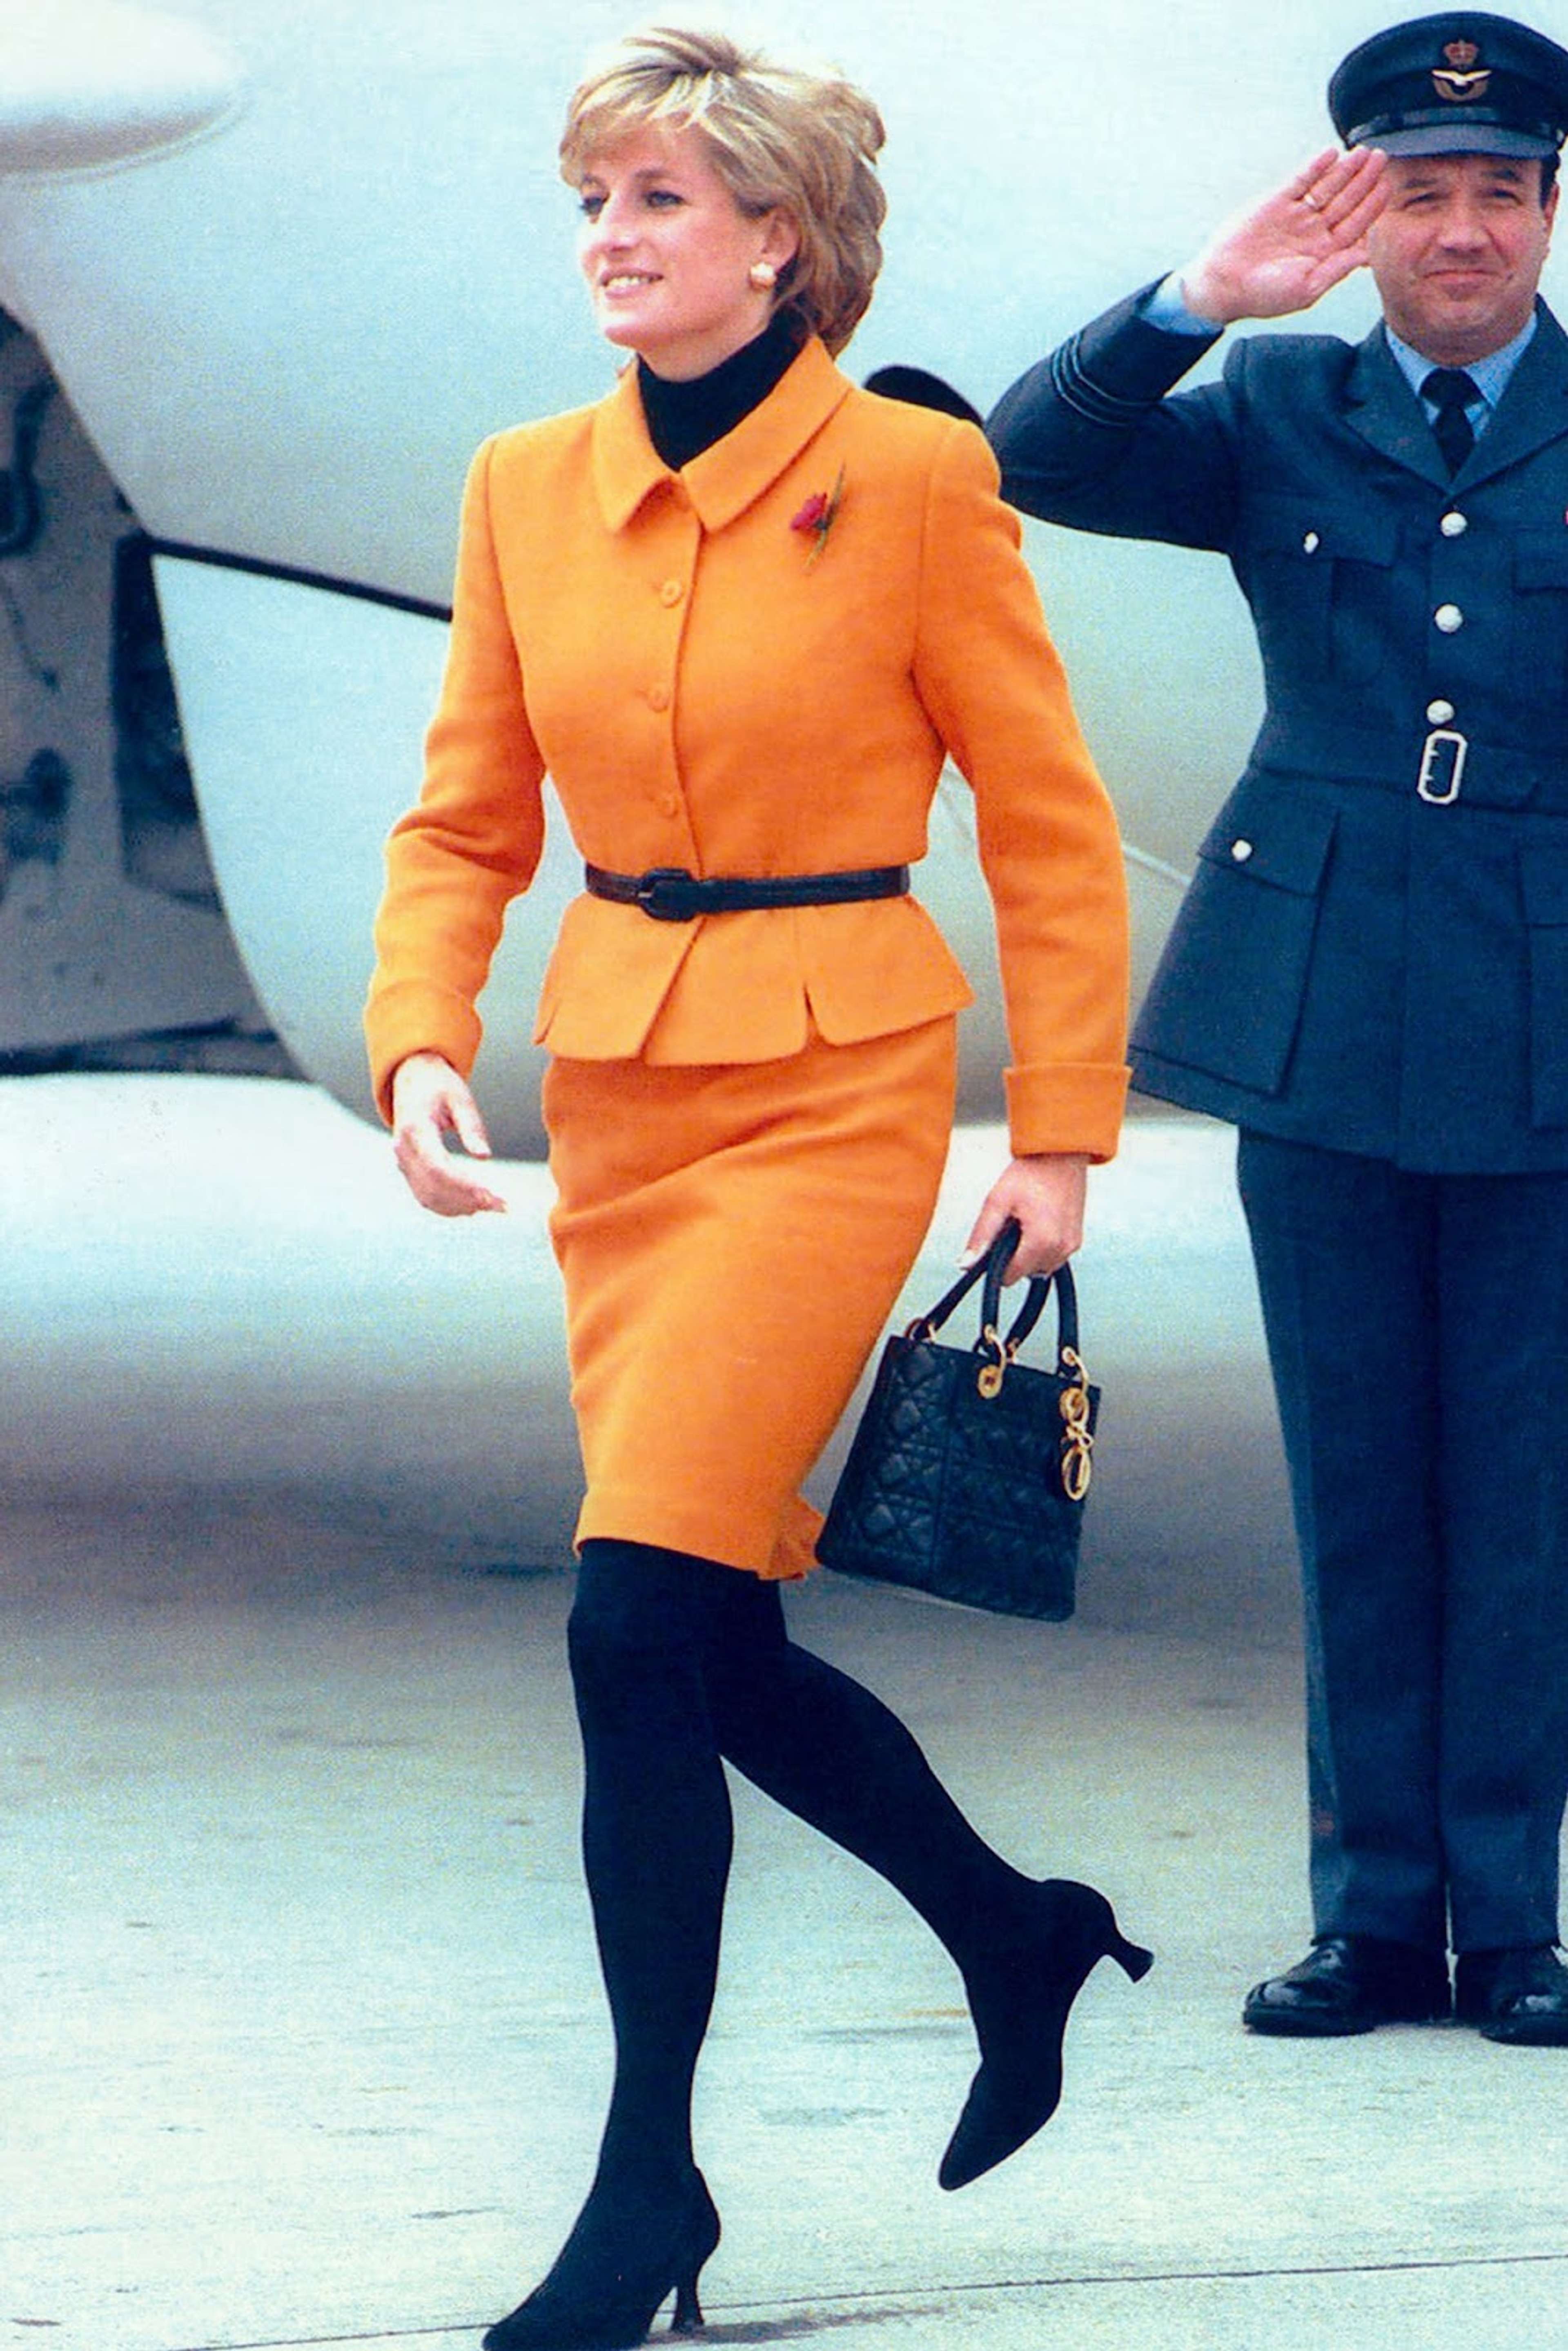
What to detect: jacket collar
<box><xmin>1343</xmin><ymin>325</ymin><xmax>1450</xmax><ymax>488</ymax></box>
<box><xmin>591</xmin><ymin>335</ymin><xmax>852</xmax><ymax>532</ymax></box>
<box><xmin>1450</xmin><ymin>298</ymin><xmax>1568</xmax><ymax>489</ymax></box>
<box><xmin>1344</xmin><ymin>297</ymin><xmax>1568</xmax><ymax>489</ymax></box>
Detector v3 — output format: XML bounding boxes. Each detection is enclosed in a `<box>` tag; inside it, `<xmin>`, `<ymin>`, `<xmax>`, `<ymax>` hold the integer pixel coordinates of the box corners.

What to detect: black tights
<box><xmin>567</xmin><ymin>1537</ymin><xmax>1034</xmax><ymax>2201</ymax></box>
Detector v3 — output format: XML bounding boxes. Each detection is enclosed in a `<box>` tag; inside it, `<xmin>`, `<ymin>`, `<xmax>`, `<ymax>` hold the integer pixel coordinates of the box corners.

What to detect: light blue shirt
<box><xmin>1145</xmin><ymin>272</ymin><xmax>1537</xmax><ymax>442</ymax></box>
<box><xmin>1144</xmin><ymin>273</ymin><xmax>1227</xmax><ymax>337</ymax></box>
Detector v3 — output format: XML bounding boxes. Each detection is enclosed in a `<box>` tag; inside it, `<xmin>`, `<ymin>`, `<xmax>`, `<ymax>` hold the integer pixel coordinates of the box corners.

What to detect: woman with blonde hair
<box><xmin>367</xmin><ymin>26</ymin><xmax>1146</xmax><ymax>2350</ymax></box>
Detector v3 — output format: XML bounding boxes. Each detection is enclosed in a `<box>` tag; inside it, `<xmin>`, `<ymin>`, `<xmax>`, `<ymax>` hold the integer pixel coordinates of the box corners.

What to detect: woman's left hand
<box><xmin>964</xmin><ymin>1153</ymin><xmax>1089</xmax><ymax>1283</ymax></box>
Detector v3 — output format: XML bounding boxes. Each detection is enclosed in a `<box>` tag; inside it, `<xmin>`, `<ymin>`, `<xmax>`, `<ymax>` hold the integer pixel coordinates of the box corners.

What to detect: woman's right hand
<box><xmin>390</xmin><ymin>1051</ymin><xmax>508</xmax><ymax>1217</ymax></box>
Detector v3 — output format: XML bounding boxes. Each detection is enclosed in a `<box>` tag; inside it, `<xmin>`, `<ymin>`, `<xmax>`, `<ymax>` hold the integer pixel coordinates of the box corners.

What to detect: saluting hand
<box><xmin>390</xmin><ymin>1050</ymin><xmax>508</xmax><ymax>1217</ymax></box>
<box><xmin>1179</xmin><ymin>145</ymin><xmax>1389</xmax><ymax>325</ymax></box>
<box><xmin>964</xmin><ymin>1153</ymin><xmax>1089</xmax><ymax>1285</ymax></box>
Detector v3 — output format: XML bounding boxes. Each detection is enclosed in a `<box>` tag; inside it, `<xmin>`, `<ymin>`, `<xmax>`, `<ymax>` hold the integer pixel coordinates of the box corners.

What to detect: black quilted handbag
<box><xmin>817</xmin><ymin>1222</ymin><xmax>1098</xmax><ymax>1620</ymax></box>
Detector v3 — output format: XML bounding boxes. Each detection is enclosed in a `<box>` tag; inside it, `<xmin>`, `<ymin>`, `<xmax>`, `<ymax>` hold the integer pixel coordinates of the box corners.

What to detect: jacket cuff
<box><xmin>1143</xmin><ymin>272</ymin><xmax>1227</xmax><ymax>336</ymax></box>
<box><xmin>363</xmin><ymin>983</ymin><xmax>483</xmax><ymax>1126</ymax></box>
<box><xmin>1058</xmin><ymin>280</ymin><xmax>1223</xmax><ymax>412</ymax></box>
<box><xmin>1005</xmin><ymin>1062</ymin><xmax>1129</xmax><ymax>1163</ymax></box>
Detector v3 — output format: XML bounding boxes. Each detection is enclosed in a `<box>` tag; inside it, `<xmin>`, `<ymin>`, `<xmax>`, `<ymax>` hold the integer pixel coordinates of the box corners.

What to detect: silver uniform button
<box><xmin>1302</xmin><ymin>530</ymin><xmax>1321</xmax><ymax>553</ymax></box>
<box><xmin>1434</xmin><ymin>603</ymin><xmax>1464</xmax><ymax>633</ymax></box>
<box><xmin>1426</xmin><ymin>698</ymin><xmax>1456</xmax><ymax>724</ymax></box>
<box><xmin>1230</xmin><ymin>838</ymin><xmax>1254</xmax><ymax>862</ymax></box>
<box><xmin>1440</xmin><ymin>510</ymin><xmax>1468</xmax><ymax>537</ymax></box>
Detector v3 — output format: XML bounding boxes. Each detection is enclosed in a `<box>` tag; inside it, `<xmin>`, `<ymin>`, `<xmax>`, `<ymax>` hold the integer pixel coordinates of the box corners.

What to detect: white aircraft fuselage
<box><xmin>2</xmin><ymin>0</ymin><xmax>1493</xmax><ymax>1141</ymax></box>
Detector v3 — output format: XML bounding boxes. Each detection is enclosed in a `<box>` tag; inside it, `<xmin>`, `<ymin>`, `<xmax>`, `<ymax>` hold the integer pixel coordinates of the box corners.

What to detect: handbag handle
<box><xmin>909</xmin><ymin>1218</ymin><xmax>1080</xmax><ymax>1364</ymax></box>
<box><xmin>908</xmin><ymin>1221</ymin><xmax>1095</xmax><ymax>1495</ymax></box>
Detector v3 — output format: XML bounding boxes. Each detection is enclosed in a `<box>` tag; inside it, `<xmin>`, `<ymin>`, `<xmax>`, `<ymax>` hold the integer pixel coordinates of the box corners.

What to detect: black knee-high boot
<box><xmin>482</xmin><ymin>1540</ymin><xmax>729</xmax><ymax>2351</ymax></box>
<box><xmin>697</xmin><ymin>1568</ymin><xmax>1152</xmax><ymax>2190</ymax></box>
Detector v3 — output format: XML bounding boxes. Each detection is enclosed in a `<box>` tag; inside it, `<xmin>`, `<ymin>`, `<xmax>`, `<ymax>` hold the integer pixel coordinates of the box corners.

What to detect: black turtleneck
<box><xmin>637</xmin><ymin>310</ymin><xmax>805</xmax><ymax>471</ymax></box>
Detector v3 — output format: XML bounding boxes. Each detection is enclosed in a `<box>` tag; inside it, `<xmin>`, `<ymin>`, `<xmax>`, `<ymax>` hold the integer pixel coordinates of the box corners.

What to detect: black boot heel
<box><xmin>938</xmin><ymin>1878</ymin><xmax>1152</xmax><ymax>2193</ymax></box>
<box><xmin>482</xmin><ymin>2171</ymin><xmax>720</xmax><ymax>2351</ymax></box>
<box><xmin>670</xmin><ymin>2268</ymin><xmax>706</xmax><ymax>2335</ymax></box>
<box><xmin>1111</xmin><ymin>1930</ymin><xmax>1155</xmax><ymax>1983</ymax></box>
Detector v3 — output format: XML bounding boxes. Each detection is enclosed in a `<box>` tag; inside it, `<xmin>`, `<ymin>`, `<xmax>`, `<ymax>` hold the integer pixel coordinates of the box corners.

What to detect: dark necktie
<box><xmin>1421</xmin><ymin>367</ymin><xmax>1478</xmax><ymax>474</ymax></box>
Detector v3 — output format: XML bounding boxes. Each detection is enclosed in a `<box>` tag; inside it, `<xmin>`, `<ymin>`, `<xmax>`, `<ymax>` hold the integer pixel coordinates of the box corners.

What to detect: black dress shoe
<box><xmin>1455</xmin><ymin>1945</ymin><xmax>1568</xmax><ymax>2046</ymax></box>
<box><xmin>1242</xmin><ymin>1935</ymin><xmax>1451</xmax><ymax>2036</ymax></box>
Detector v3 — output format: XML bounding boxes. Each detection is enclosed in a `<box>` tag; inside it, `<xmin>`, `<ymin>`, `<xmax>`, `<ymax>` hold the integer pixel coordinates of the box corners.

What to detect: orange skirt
<box><xmin>543</xmin><ymin>1018</ymin><xmax>958</xmax><ymax>1579</ymax></box>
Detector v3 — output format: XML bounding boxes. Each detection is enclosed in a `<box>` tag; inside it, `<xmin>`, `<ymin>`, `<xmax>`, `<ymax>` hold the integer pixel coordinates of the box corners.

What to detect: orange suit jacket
<box><xmin>366</xmin><ymin>337</ymin><xmax>1129</xmax><ymax>1158</ymax></box>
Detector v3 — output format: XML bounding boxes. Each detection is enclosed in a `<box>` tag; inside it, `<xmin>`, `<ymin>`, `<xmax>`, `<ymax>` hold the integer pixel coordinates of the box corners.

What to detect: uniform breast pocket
<box><xmin>1238</xmin><ymin>497</ymin><xmax>1398</xmax><ymax>687</ymax></box>
<box><xmin>1512</xmin><ymin>538</ymin><xmax>1568</xmax><ymax>713</ymax></box>
<box><xmin>1134</xmin><ymin>786</ymin><xmax>1339</xmax><ymax>1095</ymax></box>
<box><xmin>1520</xmin><ymin>848</ymin><xmax>1568</xmax><ymax>1129</ymax></box>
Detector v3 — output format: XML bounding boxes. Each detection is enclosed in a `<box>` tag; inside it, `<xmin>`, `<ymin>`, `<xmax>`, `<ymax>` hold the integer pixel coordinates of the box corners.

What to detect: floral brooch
<box><xmin>791</xmin><ymin>464</ymin><xmax>846</xmax><ymax>567</ymax></box>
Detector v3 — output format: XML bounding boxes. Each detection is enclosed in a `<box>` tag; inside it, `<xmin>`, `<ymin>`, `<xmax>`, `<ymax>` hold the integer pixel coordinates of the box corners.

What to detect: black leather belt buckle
<box><xmin>634</xmin><ymin>866</ymin><xmax>706</xmax><ymax>921</ymax></box>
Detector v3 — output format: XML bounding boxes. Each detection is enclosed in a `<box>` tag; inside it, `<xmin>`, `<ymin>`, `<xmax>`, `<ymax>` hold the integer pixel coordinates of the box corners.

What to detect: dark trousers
<box><xmin>1237</xmin><ymin>1131</ymin><xmax>1568</xmax><ymax>1953</ymax></box>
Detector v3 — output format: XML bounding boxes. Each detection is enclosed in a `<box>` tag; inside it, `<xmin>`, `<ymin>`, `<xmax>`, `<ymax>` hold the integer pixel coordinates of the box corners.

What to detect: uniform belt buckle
<box><xmin>1417</xmin><ymin>728</ymin><xmax>1467</xmax><ymax>805</ymax></box>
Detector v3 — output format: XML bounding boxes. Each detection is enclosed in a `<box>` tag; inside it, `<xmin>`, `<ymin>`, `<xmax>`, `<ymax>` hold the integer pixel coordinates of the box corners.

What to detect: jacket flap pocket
<box><xmin>1244</xmin><ymin>496</ymin><xmax>1398</xmax><ymax>566</ymax></box>
<box><xmin>1515</xmin><ymin>533</ymin><xmax>1568</xmax><ymax>591</ymax></box>
<box><xmin>1196</xmin><ymin>795</ymin><xmax>1338</xmax><ymax>896</ymax></box>
<box><xmin>1519</xmin><ymin>848</ymin><xmax>1568</xmax><ymax>925</ymax></box>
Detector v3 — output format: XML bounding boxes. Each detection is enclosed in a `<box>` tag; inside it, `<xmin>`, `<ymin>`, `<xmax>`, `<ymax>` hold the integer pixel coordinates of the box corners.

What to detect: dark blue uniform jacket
<box><xmin>989</xmin><ymin>288</ymin><xmax>1568</xmax><ymax>1172</ymax></box>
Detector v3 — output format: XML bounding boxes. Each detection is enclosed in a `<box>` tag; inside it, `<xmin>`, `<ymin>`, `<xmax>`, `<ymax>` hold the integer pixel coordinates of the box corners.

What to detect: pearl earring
<box><xmin>748</xmin><ymin>260</ymin><xmax>777</xmax><ymax>292</ymax></box>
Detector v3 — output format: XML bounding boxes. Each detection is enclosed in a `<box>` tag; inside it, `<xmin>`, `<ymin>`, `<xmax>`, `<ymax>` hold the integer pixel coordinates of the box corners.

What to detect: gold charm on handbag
<box><xmin>975</xmin><ymin>1314</ymin><xmax>1096</xmax><ymax>1501</ymax></box>
<box><xmin>1058</xmin><ymin>1345</ymin><xmax>1095</xmax><ymax>1501</ymax></box>
<box><xmin>976</xmin><ymin>1322</ymin><xmax>1010</xmax><ymax>1400</ymax></box>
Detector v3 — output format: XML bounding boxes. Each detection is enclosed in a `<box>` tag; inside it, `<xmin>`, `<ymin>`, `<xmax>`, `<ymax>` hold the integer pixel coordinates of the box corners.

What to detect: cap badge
<box><xmin>1433</xmin><ymin>39</ymin><xmax>1491</xmax><ymax>102</ymax></box>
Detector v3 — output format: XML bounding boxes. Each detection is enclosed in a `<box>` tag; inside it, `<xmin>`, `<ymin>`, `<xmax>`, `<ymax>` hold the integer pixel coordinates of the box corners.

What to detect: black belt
<box><xmin>584</xmin><ymin>862</ymin><xmax>910</xmax><ymax>923</ymax></box>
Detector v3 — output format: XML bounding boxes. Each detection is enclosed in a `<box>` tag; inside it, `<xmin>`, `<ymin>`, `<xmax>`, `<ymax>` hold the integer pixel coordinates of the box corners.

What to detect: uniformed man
<box><xmin>989</xmin><ymin>11</ymin><xmax>1568</xmax><ymax>2043</ymax></box>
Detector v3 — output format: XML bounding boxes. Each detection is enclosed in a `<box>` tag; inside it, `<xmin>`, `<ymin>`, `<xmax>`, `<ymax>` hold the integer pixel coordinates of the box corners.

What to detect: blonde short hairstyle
<box><xmin>560</xmin><ymin>26</ymin><xmax>887</xmax><ymax>356</ymax></box>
